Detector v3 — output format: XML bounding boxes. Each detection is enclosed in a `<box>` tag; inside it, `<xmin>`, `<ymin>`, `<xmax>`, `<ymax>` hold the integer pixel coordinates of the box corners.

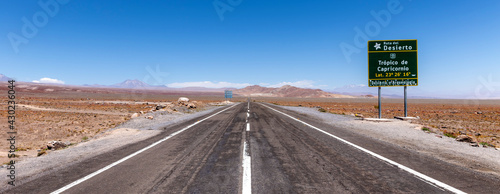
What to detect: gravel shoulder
<box><xmin>0</xmin><ymin>105</ymin><xmax>225</xmax><ymax>189</ymax></box>
<box><xmin>277</xmin><ymin>105</ymin><xmax>500</xmax><ymax>178</ymax></box>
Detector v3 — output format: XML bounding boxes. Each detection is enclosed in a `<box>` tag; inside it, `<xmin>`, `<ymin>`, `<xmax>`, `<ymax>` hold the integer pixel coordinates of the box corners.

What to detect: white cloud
<box><xmin>166</xmin><ymin>81</ymin><xmax>251</xmax><ymax>88</ymax></box>
<box><xmin>267</xmin><ymin>80</ymin><xmax>327</xmax><ymax>89</ymax></box>
<box><xmin>32</xmin><ymin>77</ymin><xmax>65</xmax><ymax>84</ymax></box>
<box><xmin>336</xmin><ymin>84</ymin><xmax>366</xmax><ymax>89</ymax></box>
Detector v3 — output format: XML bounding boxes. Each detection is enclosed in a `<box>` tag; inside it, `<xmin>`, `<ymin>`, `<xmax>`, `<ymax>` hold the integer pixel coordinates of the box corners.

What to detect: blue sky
<box><xmin>1</xmin><ymin>0</ymin><xmax>499</xmax><ymax>98</ymax></box>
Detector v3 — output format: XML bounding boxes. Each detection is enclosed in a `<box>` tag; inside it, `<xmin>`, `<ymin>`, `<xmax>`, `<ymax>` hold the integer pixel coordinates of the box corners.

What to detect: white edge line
<box><xmin>51</xmin><ymin>103</ymin><xmax>239</xmax><ymax>194</ymax></box>
<box><xmin>260</xmin><ymin>103</ymin><xmax>466</xmax><ymax>194</ymax></box>
<box><xmin>246</xmin><ymin>123</ymin><xmax>250</xmax><ymax>132</ymax></box>
<box><xmin>242</xmin><ymin>141</ymin><xmax>252</xmax><ymax>194</ymax></box>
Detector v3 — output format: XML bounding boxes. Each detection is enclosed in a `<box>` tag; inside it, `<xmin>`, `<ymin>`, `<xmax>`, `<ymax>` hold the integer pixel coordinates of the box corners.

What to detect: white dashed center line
<box><xmin>242</xmin><ymin>101</ymin><xmax>252</xmax><ymax>194</ymax></box>
<box><xmin>242</xmin><ymin>141</ymin><xmax>252</xmax><ymax>194</ymax></box>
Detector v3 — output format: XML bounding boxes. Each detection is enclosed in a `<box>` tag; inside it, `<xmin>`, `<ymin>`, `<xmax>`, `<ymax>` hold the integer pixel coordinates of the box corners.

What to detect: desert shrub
<box><xmin>15</xmin><ymin>147</ymin><xmax>28</xmax><ymax>151</ymax></box>
<box><xmin>318</xmin><ymin>108</ymin><xmax>327</xmax><ymax>112</ymax></box>
<box><xmin>37</xmin><ymin>150</ymin><xmax>47</xmax><ymax>157</ymax></box>
<box><xmin>443</xmin><ymin>132</ymin><xmax>456</xmax><ymax>138</ymax></box>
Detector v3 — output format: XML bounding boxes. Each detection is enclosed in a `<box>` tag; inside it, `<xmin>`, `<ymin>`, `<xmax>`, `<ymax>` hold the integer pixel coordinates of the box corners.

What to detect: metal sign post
<box><xmin>404</xmin><ymin>86</ymin><xmax>407</xmax><ymax>117</ymax></box>
<box><xmin>368</xmin><ymin>39</ymin><xmax>418</xmax><ymax>118</ymax></box>
<box><xmin>378</xmin><ymin>87</ymin><xmax>381</xmax><ymax>118</ymax></box>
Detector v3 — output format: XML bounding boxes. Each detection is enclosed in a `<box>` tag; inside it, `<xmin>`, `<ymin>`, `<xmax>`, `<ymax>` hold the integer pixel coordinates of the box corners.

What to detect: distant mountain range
<box><xmin>83</xmin><ymin>79</ymin><xmax>164</xmax><ymax>89</ymax></box>
<box><xmin>112</xmin><ymin>79</ymin><xmax>153</xmax><ymax>88</ymax></box>
<box><xmin>2</xmin><ymin>73</ymin><xmax>474</xmax><ymax>99</ymax></box>
<box><xmin>234</xmin><ymin>85</ymin><xmax>356</xmax><ymax>98</ymax></box>
<box><xmin>0</xmin><ymin>74</ymin><xmax>13</xmax><ymax>81</ymax></box>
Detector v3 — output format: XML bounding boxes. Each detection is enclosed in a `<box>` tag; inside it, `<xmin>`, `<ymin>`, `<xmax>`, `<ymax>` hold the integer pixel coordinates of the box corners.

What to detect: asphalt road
<box><xmin>6</xmin><ymin>101</ymin><xmax>500</xmax><ymax>193</ymax></box>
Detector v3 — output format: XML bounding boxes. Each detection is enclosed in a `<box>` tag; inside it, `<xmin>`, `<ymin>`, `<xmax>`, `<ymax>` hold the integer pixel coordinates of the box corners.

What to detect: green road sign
<box><xmin>368</xmin><ymin>40</ymin><xmax>418</xmax><ymax>87</ymax></box>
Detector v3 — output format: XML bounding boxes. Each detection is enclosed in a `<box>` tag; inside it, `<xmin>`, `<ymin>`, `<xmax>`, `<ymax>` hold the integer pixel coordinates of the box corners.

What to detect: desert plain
<box><xmin>0</xmin><ymin>82</ymin><xmax>245</xmax><ymax>164</ymax></box>
<box><xmin>1</xmin><ymin>82</ymin><xmax>499</xmax><ymax>165</ymax></box>
<box><xmin>259</xmin><ymin>97</ymin><xmax>500</xmax><ymax>148</ymax></box>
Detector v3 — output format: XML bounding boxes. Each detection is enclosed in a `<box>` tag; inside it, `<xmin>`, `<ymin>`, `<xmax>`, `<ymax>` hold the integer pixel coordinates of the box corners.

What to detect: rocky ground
<box><xmin>275</xmin><ymin>104</ymin><xmax>500</xmax><ymax>178</ymax></box>
<box><xmin>0</xmin><ymin>94</ymin><xmax>225</xmax><ymax>165</ymax></box>
<box><xmin>0</xmin><ymin>103</ymin><xmax>228</xmax><ymax>188</ymax></box>
<box><xmin>257</xmin><ymin>97</ymin><xmax>500</xmax><ymax>148</ymax></box>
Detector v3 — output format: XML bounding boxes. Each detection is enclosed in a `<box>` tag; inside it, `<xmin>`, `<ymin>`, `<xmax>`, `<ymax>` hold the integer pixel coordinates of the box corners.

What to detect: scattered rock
<box><xmin>131</xmin><ymin>113</ymin><xmax>139</xmax><ymax>118</ymax></box>
<box><xmin>146</xmin><ymin>115</ymin><xmax>154</xmax><ymax>120</ymax></box>
<box><xmin>155</xmin><ymin>104</ymin><xmax>166</xmax><ymax>110</ymax></box>
<box><xmin>178</xmin><ymin>97</ymin><xmax>190</xmax><ymax>105</ymax></box>
<box><xmin>187</xmin><ymin>103</ymin><xmax>196</xmax><ymax>109</ymax></box>
<box><xmin>37</xmin><ymin>150</ymin><xmax>47</xmax><ymax>157</ymax></box>
<box><xmin>455</xmin><ymin>135</ymin><xmax>473</xmax><ymax>142</ymax></box>
<box><xmin>470</xmin><ymin>142</ymin><xmax>479</xmax><ymax>147</ymax></box>
<box><xmin>355</xmin><ymin>113</ymin><xmax>364</xmax><ymax>118</ymax></box>
<box><xmin>140</xmin><ymin>111</ymin><xmax>144</xmax><ymax>114</ymax></box>
<box><xmin>47</xmin><ymin>141</ymin><xmax>68</xmax><ymax>150</ymax></box>
<box><xmin>475</xmin><ymin>111</ymin><xmax>483</xmax><ymax>114</ymax></box>
<box><xmin>435</xmin><ymin>135</ymin><xmax>443</xmax><ymax>138</ymax></box>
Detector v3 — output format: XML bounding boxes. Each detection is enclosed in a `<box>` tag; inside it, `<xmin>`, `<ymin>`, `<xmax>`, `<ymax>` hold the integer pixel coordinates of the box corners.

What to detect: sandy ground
<box><xmin>257</xmin><ymin>97</ymin><xmax>500</xmax><ymax>148</ymax></box>
<box><xmin>278</xmin><ymin>104</ymin><xmax>500</xmax><ymax>178</ymax></box>
<box><xmin>1</xmin><ymin>101</ymin><xmax>498</xmax><ymax>191</ymax></box>
<box><xmin>0</xmin><ymin>104</ymin><xmax>224</xmax><ymax>188</ymax></box>
<box><xmin>18</xmin><ymin>104</ymin><xmax>128</xmax><ymax>115</ymax></box>
<box><xmin>0</xmin><ymin>96</ymin><xmax>219</xmax><ymax>164</ymax></box>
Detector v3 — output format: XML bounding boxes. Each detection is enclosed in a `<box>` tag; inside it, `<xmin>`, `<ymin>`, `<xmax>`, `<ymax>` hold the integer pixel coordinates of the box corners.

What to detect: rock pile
<box><xmin>455</xmin><ymin>135</ymin><xmax>473</xmax><ymax>142</ymax></box>
<box><xmin>178</xmin><ymin>97</ymin><xmax>197</xmax><ymax>109</ymax></box>
<box><xmin>47</xmin><ymin>141</ymin><xmax>69</xmax><ymax>150</ymax></box>
<box><xmin>130</xmin><ymin>97</ymin><xmax>203</xmax><ymax>119</ymax></box>
<box><xmin>455</xmin><ymin>135</ymin><xmax>481</xmax><ymax>147</ymax></box>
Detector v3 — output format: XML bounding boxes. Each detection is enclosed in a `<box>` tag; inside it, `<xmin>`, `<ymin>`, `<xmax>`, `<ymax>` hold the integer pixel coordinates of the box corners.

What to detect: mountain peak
<box><xmin>279</xmin><ymin>85</ymin><xmax>294</xmax><ymax>88</ymax></box>
<box><xmin>0</xmin><ymin>74</ymin><xmax>12</xmax><ymax>82</ymax></box>
<box><xmin>113</xmin><ymin>79</ymin><xmax>150</xmax><ymax>88</ymax></box>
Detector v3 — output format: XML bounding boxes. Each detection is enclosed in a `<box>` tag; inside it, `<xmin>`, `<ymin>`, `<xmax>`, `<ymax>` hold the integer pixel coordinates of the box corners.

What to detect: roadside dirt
<box><xmin>0</xmin><ymin>83</ymin><xmax>235</xmax><ymax>165</ymax></box>
<box><xmin>256</xmin><ymin>97</ymin><xmax>500</xmax><ymax>148</ymax></box>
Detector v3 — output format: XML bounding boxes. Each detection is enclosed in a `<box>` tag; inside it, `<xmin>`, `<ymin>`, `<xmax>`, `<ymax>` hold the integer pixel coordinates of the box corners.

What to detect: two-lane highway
<box><xmin>6</xmin><ymin>101</ymin><xmax>500</xmax><ymax>193</ymax></box>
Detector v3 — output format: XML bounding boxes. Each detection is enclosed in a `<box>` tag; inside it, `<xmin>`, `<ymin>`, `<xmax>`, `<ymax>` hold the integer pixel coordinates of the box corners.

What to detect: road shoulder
<box><xmin>272</xmin><ymin>104</ymin><xmax>500</xmax><ymax>178</ymax></box>
<box><xmin>0</xmin><ymin>105</ymin><xmax>226</xmax><ymax>190</ymax></box>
